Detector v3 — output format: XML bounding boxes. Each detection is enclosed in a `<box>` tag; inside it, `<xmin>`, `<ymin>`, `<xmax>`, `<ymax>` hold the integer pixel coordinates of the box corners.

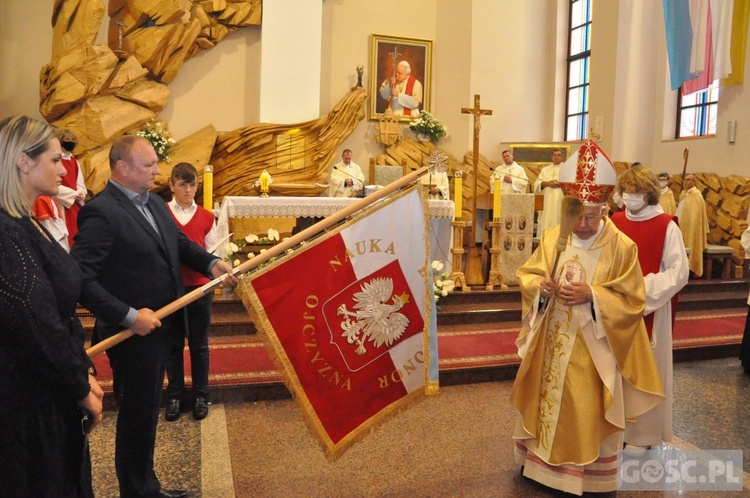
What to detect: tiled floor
<box><xmin>90</xmin><ymin>356</ymin><xmax>750</xmax><ymax>497</ymax></box>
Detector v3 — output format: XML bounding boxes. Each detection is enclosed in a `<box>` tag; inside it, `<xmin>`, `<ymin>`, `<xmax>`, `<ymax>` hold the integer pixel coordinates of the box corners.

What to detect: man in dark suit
<box><xmin>72</xmin><ymin>135</ymin><xmax>236</xmax><ymax>498</ymax></box>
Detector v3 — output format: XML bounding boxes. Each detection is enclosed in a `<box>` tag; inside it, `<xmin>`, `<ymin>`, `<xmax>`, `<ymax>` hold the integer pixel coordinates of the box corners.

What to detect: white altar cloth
<box><xmin>216</xmin><ymin>196</ymin><xmax>455</xmax><ymax>271</ymax></box>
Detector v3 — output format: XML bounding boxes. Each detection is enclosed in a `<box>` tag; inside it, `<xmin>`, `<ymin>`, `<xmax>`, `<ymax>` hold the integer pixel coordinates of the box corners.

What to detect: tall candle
<box><xmin>493</xmin><ymin>178</ymin><xmax>501</xmax><ymax>220</ymax></box>
<box><xmin>203</xmin><ymin>165</ymin><xmax>213</xmax><ymax>208</ymax></box>
<box><xmin>454</xmin><ymin>173</ymin><xmax>462</xmax><ymax>219</ymax></box>
<box><xmin>259</xmin><ymin>170</ymin><xmax>271</xmax><ymax>193</ymax></box>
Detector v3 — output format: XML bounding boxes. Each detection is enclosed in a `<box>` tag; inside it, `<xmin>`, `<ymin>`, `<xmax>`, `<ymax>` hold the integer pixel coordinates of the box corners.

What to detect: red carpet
<box><xmin>672</xmin><ymin>309</ymin><xmax>746</xmax><ymax>348</ymax></box>
<box><xmin>90</xmin><ymin>309</ymin><xmax>747</xmax><ymax>391</ymax></box>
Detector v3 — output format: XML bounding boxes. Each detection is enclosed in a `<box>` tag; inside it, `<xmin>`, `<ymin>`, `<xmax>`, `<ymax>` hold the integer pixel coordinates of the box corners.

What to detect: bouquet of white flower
<box><xmin>409</xmin><ymin>112</ymin><xmax>447</xmax><ymax>142</ymax></box>
<box><xmin>221</xmin><ymin>228</ymin><xmax>288</xmax><ymax>298</ymax></box>
<box><xmin>136</xmin><ymin>118</ymin><xmax>176</xmax><ymax>163</ymax></box>
<box><xmin>224</xmin><ymin>228</ymin><xmax>283</xmax><ymax>268</ymax></box>
<box><xmin>431</xmin><ymin>260</ymin><xmax>455</xmax><ymax>301</ymax></box>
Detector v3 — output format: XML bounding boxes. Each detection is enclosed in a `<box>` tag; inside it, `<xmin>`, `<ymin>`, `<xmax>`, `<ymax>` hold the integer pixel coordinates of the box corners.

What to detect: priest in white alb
<box><xmin>419</xmin><ymin>169</ymin><xmax>449</xmax><ymax>200</ymax></box>
<box><xmin>329</xmin><ymin>149</ymin><xmax>365</xmax><ymax>198</ymax></box>
<box><xmin>657</xmin><ymin>172</ymin><xmax>677</xmax><ymax>215</ymax></box>
<box><xmin>676</xmin><ymin>173</ymin><xmax>708</xmax><ymax>277</ymax></box>
<box><xmin>533</xmin><ymin>148</ymin><xmax>564</xmax><ymax>234</ymax></box>
<box><xmin>510</xmin><ymin>140</ymin><xmax>664</xmax><ymax>495</ymax></box>
<box><xmin>490</xmin><ymin>149</ymin><xmax>528</xmax><ymax>194</ymax></box>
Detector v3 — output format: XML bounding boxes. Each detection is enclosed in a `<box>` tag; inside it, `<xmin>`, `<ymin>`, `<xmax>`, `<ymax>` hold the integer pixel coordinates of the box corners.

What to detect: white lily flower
<box><xmin>245</xmin><ymin>234</ymin><xmax>259</xmax><ymax>243</ymax></box>
<box><xmin>225</xmin><ymin>242</ymin><xmax>239</xmax><ymax>254</ymax></box>
<box><xmin>268</xmin><ymin>228</ymin><xmax>280</xmax><ymax>241</ymax></box>
<box><xmin>431</xmin><ymin>260</ymin><xmax>444</xmax><ymax>272</ymax></box>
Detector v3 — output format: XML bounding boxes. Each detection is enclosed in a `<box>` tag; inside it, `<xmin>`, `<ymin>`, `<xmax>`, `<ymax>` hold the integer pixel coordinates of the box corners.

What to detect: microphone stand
<box><xmin>489</xmin><ymin>165</ymin><xmax>528</xmax><ymax>186</ymax></box>
<box><xmin>333</xmin><ymin>165</ymin><xmax>364</xmax><ymax>198</ymax></box>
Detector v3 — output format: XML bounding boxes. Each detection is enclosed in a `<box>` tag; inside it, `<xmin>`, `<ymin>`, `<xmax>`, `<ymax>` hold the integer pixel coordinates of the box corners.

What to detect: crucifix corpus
<box><xmin>461</xmin><ymin>94</ymin><xmax>492</xmax><ymax>286</ymax></box>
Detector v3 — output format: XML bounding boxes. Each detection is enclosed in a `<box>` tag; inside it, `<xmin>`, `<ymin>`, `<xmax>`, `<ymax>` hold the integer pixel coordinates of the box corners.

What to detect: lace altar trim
<box><xmin>225</xmin><ymin>198</ymin><xmax>454</xmax><ymax>219</ymax></box>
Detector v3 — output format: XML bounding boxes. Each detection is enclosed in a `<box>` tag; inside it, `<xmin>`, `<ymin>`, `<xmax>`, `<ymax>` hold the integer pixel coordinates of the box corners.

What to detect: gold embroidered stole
<box><xmin>527</xmin><ymin>244</ymin><xmax>601</xmax><ymax>461</ymax></box>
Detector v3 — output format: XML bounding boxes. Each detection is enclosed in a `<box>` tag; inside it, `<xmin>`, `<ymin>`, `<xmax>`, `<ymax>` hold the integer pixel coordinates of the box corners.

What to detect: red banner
<box><xmin>241</xmin><ymin>187</ymin><xmax>431</xmax><ymax>459</ymax></box>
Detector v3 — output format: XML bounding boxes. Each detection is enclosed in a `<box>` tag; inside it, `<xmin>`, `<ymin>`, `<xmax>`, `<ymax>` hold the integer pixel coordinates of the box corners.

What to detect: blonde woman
<box><xmin>0</xmin><ymin>116</ymin><xmax>103</xmax><ymax>497</ymax></box>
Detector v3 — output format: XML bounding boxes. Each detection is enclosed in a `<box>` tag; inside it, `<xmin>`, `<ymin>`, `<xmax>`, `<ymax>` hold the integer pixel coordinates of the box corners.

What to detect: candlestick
<box><xmin>493</xmin><ymin>178</ymin><xmax>501</xmax><ymax>220</ymax></box>
<box><xmin>454</xmin><ymin>171</ymin><xmax>462</xmax><ymax>219</ymax></box>
<box><xmin>259</xmin><ymin>170</ymin><xmax>272</xmax><ymax>198</ymax></box>
<box><xmin>203</xmin><ymin>165</ymin><xmax>213</xmax><ymax>208</ymax></box>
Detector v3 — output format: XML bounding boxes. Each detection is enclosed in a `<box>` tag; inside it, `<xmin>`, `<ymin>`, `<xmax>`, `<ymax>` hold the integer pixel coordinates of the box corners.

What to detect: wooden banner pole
<box><xmin>87</xmin><ymin>166</ymin><xmax>429</xmax><ymax>358</ymax></box>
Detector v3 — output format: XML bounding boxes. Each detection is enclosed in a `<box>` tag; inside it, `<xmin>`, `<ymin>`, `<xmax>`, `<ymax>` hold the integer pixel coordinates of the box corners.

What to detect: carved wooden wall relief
<box><xmin>39</xmin><ymin>0</ymin><xmax>371</xmax><ymax>199</ymax></box>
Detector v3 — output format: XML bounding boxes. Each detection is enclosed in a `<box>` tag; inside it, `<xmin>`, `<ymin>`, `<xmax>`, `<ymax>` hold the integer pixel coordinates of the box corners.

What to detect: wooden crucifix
<box><xmin>461</xmin><ymin>94</ymin><xmax>492</xmax><ymax>285</ymax></box>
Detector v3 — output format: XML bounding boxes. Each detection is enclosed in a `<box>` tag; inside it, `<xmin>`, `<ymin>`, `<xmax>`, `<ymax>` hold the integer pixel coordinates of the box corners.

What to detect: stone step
<box><xmin>79</xmin><ymin>278</ymin><xmax>750</xmax><ymax>339</ymax></box>
<box><xmin>676</xmin><ymin>280</ymin><xmax>748</xmax><ymax>309</ymax></box>
<box><xmin>437</xmin><ymin>308</ymin><xmax>521</xmax><ymax>325</ymax></box>
<box><xmin>78</xmin><ymin>299</ymin><xmax>260</xmax><ymax>338</ymax></box>
<box><xmin>677</xmin><ymin>291</ymin><xmax>748</xmax><ymax>310</ymax></box>
<box><xmin>678</xmin><ymin>278</ymin><xmax>748</xmax><ymax>296</ymax></box>
<box><xmin>438</xmin><ymin>279</ymin><xmax>749</xmax><ymax>311</ymax></box>
<box><xmin>436</xmin><ymin>288</ymin><xmax>522</xmax><ymax>309</ymax></box>
<box><xmin>95</xmin><ymin>309</ymin><xmax>745</xmax><ymax>406</ymax></box>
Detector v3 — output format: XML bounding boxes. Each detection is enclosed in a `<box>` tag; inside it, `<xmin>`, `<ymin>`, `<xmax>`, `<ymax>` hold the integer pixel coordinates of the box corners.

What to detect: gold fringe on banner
<box><xmin>238</xmin><ymin>185</ymin><xmax>434</xmax><ymax>461</ymax></box>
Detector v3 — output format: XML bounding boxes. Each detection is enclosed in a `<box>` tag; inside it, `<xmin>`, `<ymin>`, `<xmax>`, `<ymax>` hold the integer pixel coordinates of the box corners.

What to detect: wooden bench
<box><xmin>703</xmin><ymin>244</ymin><xmax>734</xmax><ymax>280</ymax></box>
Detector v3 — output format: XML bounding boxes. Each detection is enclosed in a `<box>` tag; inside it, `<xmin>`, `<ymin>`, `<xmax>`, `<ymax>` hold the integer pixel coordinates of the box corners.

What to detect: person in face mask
<box><xmin>657</xmin><ymin>172</ymin><xmax>677</xmax><ymax>215</ymax></box>
<box><xmin>610</xmin><ymin>167</ymin><xmax>689</xmax><ymax>453</ymax></box>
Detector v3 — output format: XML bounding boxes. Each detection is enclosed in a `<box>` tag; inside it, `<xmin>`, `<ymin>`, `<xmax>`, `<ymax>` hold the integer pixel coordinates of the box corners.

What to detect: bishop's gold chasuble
<box><xmin>509</xmin><ymin>219</ymin><xmax>664</xmax><ymax>495</ymax></box>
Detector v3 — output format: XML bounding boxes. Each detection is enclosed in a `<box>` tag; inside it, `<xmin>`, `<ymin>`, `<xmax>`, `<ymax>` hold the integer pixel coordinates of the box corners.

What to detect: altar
<box><xmin>216</xmin><ymin>196</ymin><xmax>455</xmax><ymax>271</ymax></box>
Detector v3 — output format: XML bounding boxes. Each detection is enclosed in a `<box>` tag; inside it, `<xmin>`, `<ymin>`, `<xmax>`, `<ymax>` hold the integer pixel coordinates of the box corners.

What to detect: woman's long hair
<box><xmin>0</xmin><ymin>116</ymin><xmax>56</xmax><ymax>217</ymax></box>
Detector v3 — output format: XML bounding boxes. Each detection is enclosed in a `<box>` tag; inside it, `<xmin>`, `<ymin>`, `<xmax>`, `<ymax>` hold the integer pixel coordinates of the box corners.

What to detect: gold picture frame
<box><xmin>507</xmin><ymin>143</ymin><xmax>573</xmax><ymax>166</ymax></box>
<box><xmin>369</xmin><ymin>34</ymin><xmax>433</xmax><ymax>122</ymax></box>
<box><xmin>506</xmin><ymin>143</ymin><xmax>573</xmax><ymax>198</ymax></box>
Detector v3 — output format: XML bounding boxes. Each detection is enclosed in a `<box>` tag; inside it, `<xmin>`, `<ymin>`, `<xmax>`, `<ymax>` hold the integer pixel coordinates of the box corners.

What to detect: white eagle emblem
<box><xmin>337</xmin><ymin>277</ymin><xmax>411</xmax><ymax>355</ymax></box>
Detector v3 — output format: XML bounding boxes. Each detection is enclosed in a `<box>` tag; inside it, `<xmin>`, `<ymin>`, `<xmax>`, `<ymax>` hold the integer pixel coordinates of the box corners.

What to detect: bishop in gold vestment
<box><xmin>509</xmin><ymin>141</ymin><xmax>664</xmax><ymax>495</ymax></box>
